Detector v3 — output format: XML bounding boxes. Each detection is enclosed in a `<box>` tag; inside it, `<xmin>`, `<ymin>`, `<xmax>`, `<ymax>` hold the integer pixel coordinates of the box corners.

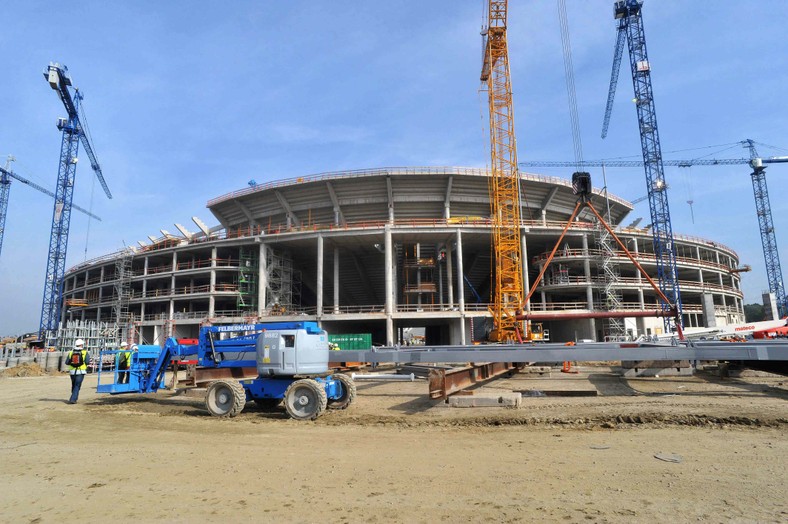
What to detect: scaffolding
<box><xmin>113</xmin><ymin>248</ymin><xmax>134</xmax><ymax>345</ymax></box>
<box><xmin>237</xmin><ymin>246</ymin><xmax>258</xmax><ymax>312</ymax></box>
<box><xmin>594</xmin><ymin>217</ymin><xmax>627</xmax><ymax>341</ymax></box>
<box><xmin>402</xmin><ymin>244</ymin><xmax>437</xmax><ymax>308</ymax></box>
<box><xmin>50</xmin><ymin>319</ymin><xmax>117</xmax><ymax>353</ymax></box>
<box><xmin>264</xmin><ymin>246</ymin><xmax>301</xmax><ymax>312</ymax></box>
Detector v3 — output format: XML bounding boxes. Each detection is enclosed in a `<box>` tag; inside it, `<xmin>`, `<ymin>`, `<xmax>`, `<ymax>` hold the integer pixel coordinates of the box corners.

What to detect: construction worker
<box><xmin>66</xmin><ymin>339</ymin><xmax>91</xmax><ymax>404</ymax></box>
<box><xmin>117</xmin><ymin>341</ymin><xmax>131</xmax><ymax>384</ymax></box>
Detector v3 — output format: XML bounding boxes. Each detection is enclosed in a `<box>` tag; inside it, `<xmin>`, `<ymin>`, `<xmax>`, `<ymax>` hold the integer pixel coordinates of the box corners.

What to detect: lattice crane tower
<box><xmin>480</xmin><ymin>0</ymin><xmax>526</xmax><ymax>342</ymax></box>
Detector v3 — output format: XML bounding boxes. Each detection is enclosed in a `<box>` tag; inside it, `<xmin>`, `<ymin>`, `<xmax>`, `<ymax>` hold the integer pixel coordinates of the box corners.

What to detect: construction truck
<box><xmin>96</xmin><ymin>322</ymin><xmax>356</xmax><ymax>420</ymax></box>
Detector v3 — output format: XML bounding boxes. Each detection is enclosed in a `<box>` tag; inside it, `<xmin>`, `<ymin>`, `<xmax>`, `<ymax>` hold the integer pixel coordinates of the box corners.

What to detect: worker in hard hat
<box><xmin>117</xmin><ymin>341</ymin><xmax>131</xmax><ymax>384</ymax></box>
<box><xmin>66</xmin><ymin>339</ymin><xmax>91</xmax><ymax>404</ymax></box>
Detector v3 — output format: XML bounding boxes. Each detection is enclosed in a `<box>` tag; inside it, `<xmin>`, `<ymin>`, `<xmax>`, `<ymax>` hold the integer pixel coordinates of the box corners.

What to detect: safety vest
<box><xmin>67</xmin><ymin>349</ymin><xmax>88</xmax><ymax>373</ymax></box>
<box><xmin>118</xmin><ymin>350</ymin><xmax>132</xmax><ymax>367</ymax></box>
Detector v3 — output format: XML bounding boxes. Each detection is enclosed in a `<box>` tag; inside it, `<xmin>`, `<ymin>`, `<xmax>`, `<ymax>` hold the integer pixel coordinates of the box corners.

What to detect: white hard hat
<box><xmin>120</xmin><ymin>341</ymin><xmax>128</xmax><ymax>348</ymax></box>
<box><xmin>131</xmin><ymin>344</ymin><xmax>139</xmax><ymax>350</ymax></box>
<box><xmin>74</xmin><ymin>339</ymin><xmax>85</xmax><ymax>348</ymax></box>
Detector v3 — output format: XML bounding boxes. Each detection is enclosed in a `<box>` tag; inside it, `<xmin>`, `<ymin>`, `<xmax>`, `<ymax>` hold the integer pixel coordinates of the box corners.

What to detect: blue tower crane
<box><xmin>743</xmin><ymin>139</ymin><xmax>787</xmax><ymax>316</ymax></box>
<box><xmin>0</xmin><ymin>156</ymin><xmax>101</xmax><ymax>259</ymax></box>
<box><xmin>600</xmin><ymin>0</ymin><xmax>681</xmax><ymax>332</ymax></box>
<box><xmin>39</xmin><ymin>63</ymin><xmax>112</xmax><ymax>338</ymax></box>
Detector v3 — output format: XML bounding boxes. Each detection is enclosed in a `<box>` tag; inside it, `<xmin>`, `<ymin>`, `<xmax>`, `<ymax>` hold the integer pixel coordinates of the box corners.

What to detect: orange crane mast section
<box><xmin>481</xmin><ymin>0</ymin><xmax>526</xmax><ymax>342</ymax></box>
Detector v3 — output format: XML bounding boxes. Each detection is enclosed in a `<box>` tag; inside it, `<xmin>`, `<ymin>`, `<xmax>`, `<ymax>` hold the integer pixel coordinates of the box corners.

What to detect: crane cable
<box><xmin>557</xmin><ymin>0</ymin><xmax>583</xmax><ymax>170</ymax></box>
<box><xmin>78</xmin><ymin>99</ymin><xmax>97</xmax><ymax>260</ymax></box>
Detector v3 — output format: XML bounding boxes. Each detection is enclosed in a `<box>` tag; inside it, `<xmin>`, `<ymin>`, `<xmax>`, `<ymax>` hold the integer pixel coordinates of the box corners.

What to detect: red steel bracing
<box><xmin>522</xmin><ymin>199</ymin><xmax>684</xmax><ymax>340</ymax></box>
<box><xmin>523</xmin><ymin>200</ymin><xmax>583</xmax><ymax>306</ymax></box>
<box><xmin>518</xmin><ymin>310</ymin><xmax>672</xmax><ymax>321</ymax></box>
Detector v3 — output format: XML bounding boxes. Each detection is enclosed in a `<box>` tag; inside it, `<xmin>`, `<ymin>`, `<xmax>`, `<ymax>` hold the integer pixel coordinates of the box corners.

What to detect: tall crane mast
<box><xmin>0</xmin><ymin>157</ymin><xmax>101</xmax><ymax>259</ymax></box>
<box><xmin>0</xmin><ymin>156</ymin><xmax>15</xmax><ymax>258</ymax></box>
<box><xmin>601</xmin><ymin>0</ymin><xmax>681</xmax><ymax>333</ymax></box>
<box><xmin>480</xmin><ymin>0</ymin><xmax>525</xmax><ymax>342</ymax></box>
<box><xmin>40</xmin><ymin>63</ymin><xmax>112</xmax><ymax>338</ymax></box>
<box><xmin>743</xmin><ymin>139</ymin><xmax>787</xmax><ymax>316</ymax></box>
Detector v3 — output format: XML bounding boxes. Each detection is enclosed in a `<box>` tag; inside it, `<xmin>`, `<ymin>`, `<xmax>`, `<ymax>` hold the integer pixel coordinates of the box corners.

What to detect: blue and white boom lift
<box><xmin>96</xmin><ymin>322</ymin><xmax>356</xmax><ymax>421</ymax></box>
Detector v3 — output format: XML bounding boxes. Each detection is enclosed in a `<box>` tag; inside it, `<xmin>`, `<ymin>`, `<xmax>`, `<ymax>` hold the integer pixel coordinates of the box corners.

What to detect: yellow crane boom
<box><xmin>481</xmin><ymin>0</ymin><xmax>526</xmax><ymax>342</ymax></box>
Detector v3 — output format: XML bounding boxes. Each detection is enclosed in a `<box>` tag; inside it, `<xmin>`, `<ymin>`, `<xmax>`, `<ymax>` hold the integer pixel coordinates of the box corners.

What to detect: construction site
<box><xmin>1</xmin><ymin>1</ymin><xmax>787</xmax><ymax>522</ymax></box>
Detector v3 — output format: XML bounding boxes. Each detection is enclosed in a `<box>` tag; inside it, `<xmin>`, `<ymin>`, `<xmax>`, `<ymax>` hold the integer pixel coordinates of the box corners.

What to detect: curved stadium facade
<box><xmin>60</xmin><ymin>167</ymin><xmax>745</xmax><ymax>346</ymax></box>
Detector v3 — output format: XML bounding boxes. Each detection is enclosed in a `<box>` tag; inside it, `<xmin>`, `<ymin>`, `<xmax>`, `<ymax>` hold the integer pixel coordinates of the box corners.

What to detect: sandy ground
<box><xmin>0</xmin><ymin>366</ymin><xmax>786</xmax><ymax>523</ymax></box>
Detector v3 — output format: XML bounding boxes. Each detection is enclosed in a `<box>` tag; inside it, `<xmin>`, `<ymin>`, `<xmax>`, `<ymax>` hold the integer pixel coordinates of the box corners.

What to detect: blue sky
<box><xmin>0</xmin><ymin>1</ymin><xmax>786</xmax><ymax>335</ymax></box>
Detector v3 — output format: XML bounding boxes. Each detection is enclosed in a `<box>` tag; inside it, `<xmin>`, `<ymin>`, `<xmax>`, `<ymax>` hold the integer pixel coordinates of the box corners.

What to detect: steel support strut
<box><xmin>522</xmin><ymin>195</ymin><xmax>683</xmax><ymax>339</ymax></box>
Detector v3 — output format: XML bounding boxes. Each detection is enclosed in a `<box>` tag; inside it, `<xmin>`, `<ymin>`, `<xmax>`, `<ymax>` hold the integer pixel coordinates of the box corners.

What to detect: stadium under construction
<box><xmin>55</xmin><ymin>166</ymin><xmax>747</xmax><ymax>349</ymax></box>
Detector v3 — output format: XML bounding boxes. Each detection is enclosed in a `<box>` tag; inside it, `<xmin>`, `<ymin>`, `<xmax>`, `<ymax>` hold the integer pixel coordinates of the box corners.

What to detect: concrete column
<box><xmin>209</xmin><ymin>264</ymin><xmax>216</xmax><ymax>318</ymax></box>
<box><xmin>100</xmin><ymin>266</ymin><xmax>105</xmax><ymax>283</ymax></box>
<box><xmin>211</xmin><ymin>247</ymin><xmax>217</xmax><ymax>268</ymax></box>
<box><xmin>316</xmin><ymin>235</ymin><xmax>324</xmax><ymax>317</ymax></box>
<box><xmin>446</xmin><ymin>242</ymin><xmax>454</xmax><ymax>309</ymax></box>
<box><xmin>144</xmin><ymin>256</ymin><xmax>149</xmax><ymax>276</ymax></box>
<box><xmin>438</xmin><ymin>245</ymin><xmax>444</xmax><ymax>308</ymax></box>
<box><xmin>258</xmin><ymin>243</ymin><xmax>267</xmax><ymax>314</ymax></box>
<box><xmin>172</xmin><ymin>252</ymin><xmax>177</xmax><ymax>272</ymax></box>
<box><xmin>456</xmin><ymin>230</ymin><xmax>465</xmax><ymax>313</ymax></box>
<box><xmin>521</xmin><ymin>231</ymin><xmax>530</xmax><ymax>311</ymax></box>
<box><xmin>416</xmin><ymin>243</ymin><xmax>422</xmax><ymax>308</ymax></box>
<box><xmin>541</xmin><ymin>209</ymin><xmax>547</xmax><ymax>226</ymax></box>
<box><xmin>385</xmin><ymin>227</ymin><xmax>394</xmax><ymax>345</ymax></box>
<box><xmin>333</xmin><ymin>247</ymin><xmax>340</xmax><ymax>313</ymax></box>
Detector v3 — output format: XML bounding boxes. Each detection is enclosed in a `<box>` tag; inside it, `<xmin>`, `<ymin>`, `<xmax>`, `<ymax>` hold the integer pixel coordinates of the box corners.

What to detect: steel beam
<box><xmin>428</xmin><ymin>362</ymin><xmax>523</xmax><ymax>399</ymax></box>
<box><xmin>329</xmin><ymin>340</ymin><xmax>788</xmax><ymax>365</ymax></box>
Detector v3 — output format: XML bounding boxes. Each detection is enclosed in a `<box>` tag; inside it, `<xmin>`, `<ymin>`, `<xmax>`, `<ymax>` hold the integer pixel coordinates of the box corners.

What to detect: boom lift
<box><xmin>480</xmin><ymin>0</ymin><xmax>533</xmax><ymax>342</ymax></box>
<box><xmin>96</xmin><ymin>322</ymin><xmax>356</xmax><ymax>421</ymax></box>
<box><xmin>0</xmin><ymin>157</ymin><xmax>101</xmax><ymax>259</ymax></box>
<box><xmin>40</xmin><ymin>63</ymin><xmax>112</xmax><ymax>339</ymax></box>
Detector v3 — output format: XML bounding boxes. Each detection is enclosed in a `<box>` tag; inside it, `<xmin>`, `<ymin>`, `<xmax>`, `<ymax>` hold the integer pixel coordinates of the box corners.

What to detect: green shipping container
<box><xmin>328</xmin><ymin>333</ymin><xmax>372</xmax><ymax>351</ymax></box>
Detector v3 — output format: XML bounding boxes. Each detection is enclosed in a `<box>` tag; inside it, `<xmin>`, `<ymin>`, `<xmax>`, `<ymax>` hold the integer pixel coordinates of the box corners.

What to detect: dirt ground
<box><xmin>0</xmin><ymin>365</ymin><xmax>786</xmax><ymax>523</ymax></box>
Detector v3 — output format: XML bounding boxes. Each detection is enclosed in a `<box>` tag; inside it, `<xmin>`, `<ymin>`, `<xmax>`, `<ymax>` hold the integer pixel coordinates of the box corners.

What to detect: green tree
<box><xmin>743</xmin><ymin>303</ymin><xmax>765</xmax><ymax>322</ymax></box>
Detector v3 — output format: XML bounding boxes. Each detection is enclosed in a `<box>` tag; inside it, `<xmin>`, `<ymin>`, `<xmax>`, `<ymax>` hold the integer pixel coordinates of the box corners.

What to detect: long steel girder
<box><xmin>40</xmin><ymin>124</ymin><xmax>80</xmax><ymax>334</ymax></box>
<box><xmin>329</xmin><ymin>340</ymin><xmax>788</xmax><ymax>366</ymax></box>
<box><xmin>616</xmin><ymin>1</ymin><xmax>682</xmax><ymax>332</ymax></box>
<box><xmin>482</xmin><ymin>1</ymin><xmax>525</xmax><ymax>341</ymax></box>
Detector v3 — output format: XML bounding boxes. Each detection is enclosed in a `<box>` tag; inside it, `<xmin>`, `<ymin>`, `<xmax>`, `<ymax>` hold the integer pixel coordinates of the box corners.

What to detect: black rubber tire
<box><xmin>205</xmin><ymin>380</ymin><xmax>246</xmax><ymax>418</ymax></box>
<box><xmin>284</xmin><ymin>379</ymin><xmax>327</xmax><ymax>420</ymax></box>
<box><xmin>327</xmin><ymin>373</ymin><xmax>356</xmax><ymax>410</ymax></box>
<box><xmin>253</xmin><ymin>398</ymin><xmax>282</xmax><ymax>410</ymax></box>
